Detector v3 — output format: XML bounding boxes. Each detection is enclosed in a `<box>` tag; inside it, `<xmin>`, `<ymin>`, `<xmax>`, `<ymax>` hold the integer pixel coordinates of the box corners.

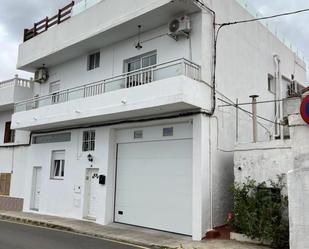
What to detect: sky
<box><xmin>0</xmin><ymin>0</ymin><xmax>308</xmax><ymax>81</ymax></box>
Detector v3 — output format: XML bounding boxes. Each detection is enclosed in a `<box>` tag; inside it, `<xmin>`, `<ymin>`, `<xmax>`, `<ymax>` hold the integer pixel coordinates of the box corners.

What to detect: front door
<box><xmin>84</xmin><ymin>168</ymin><xmax>99</xmax><ymax>220</ymax></box>
<box><xmin>31</xmin><ymin>167</ymin><xmax>42</xmax><ymax>211</ymax></box>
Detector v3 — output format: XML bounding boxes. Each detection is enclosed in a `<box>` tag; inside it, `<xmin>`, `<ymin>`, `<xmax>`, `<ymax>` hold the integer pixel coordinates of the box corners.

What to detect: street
<box><xmin>0</xmin><ymin>220</ymin><xmax>144</xmax><ymax>249</ymax></box>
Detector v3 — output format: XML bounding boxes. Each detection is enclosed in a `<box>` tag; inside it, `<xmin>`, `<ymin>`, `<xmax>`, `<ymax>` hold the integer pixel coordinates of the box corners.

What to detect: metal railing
<box><xmin>23</xmin><ymin>1</ymin><xmax>75</xmax><ymax>42</ymax></box>
<box><xmin>14</xmin><ymin>58</ymin><xmax>201</xmax><ymax>113</ymax></box>
<box><xmin>0</xmin><ymin>76</ymin><xmax>33</xmax><ymax>89</ymax></box>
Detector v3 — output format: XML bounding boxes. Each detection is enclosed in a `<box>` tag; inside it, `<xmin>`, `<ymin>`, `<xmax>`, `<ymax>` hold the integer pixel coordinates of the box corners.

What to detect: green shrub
<box><xmin>230</xmin><ymin>175</ymin><xmax>289</xmax><ymax>249</ymax></box>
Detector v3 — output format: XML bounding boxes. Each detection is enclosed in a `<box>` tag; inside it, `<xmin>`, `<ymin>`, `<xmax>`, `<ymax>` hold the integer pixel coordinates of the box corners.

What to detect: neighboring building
<box><xmin>233</xmin><ymin>90</ymin><xmax>309</xmax><ymax>249</ymax></box>
<box><xmin>9</xmin><ymin>0</ymin><xmax>307</xmax><ymax>240</ymax></box>
<box><xmin>0</xmin><ymin>75</ymin><xmax>34</xmax><ymax>210</ymax></box>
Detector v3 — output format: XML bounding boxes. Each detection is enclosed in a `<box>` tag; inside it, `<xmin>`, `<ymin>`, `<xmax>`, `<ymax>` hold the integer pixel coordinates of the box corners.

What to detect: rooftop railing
<box><xmin>0</xmin><ymin>75</ymin><xmax>33</xmax><ymax>89</ymax></box>
<box><xmin>23</xmin><ymin>1</ymin><xmax>75</xmax><ymax>42</ymax></box>
<box><xmin>14</xmin><ymin>58</ymin><xmax>201</xmax><ymax>113</ymax></box>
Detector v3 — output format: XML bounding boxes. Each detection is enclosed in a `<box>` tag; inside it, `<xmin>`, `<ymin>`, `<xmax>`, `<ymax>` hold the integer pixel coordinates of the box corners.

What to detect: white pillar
<box><xmin>288</xmin><ymin>114</ymin><xmax>309</xmax><ymax>249</ymax></box>
<box><xmin>192</xmin><ymin>114</ymin><xmax>211</xmax><ymax>240</ymax></box>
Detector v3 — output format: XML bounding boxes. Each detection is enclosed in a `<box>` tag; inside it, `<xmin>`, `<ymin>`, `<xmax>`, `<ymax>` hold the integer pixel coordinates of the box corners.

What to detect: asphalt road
<box><xmin>0</xmin><ymin>220</ymin><xmax>144</xmax><ymax>249</ymax></box>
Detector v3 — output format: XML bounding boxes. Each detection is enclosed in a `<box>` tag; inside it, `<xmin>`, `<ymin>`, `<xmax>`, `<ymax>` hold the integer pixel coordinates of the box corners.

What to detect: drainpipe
<box><xmin>273</xmin><ymin>55</ymin><xmax>283</xmax><ymax>139</ymax></box>
<box><xmin>250</xmin><ymin>95</ymin><xmax>259</xmax><ymax>143</ymax></box>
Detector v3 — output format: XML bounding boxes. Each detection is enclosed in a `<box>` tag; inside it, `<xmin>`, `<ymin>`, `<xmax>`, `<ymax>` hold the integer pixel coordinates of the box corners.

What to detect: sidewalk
<box><xmin>0</xmin><ymin>211</ymin><xmax>270</xmax><ymax>249</ymax></box>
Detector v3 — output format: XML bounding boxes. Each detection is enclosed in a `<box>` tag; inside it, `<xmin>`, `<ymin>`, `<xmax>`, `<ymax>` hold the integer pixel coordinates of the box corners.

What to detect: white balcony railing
<box><xmin>14</xmin><ymin>58</ymin><xmax>201</xmax><ymax>113</ymax></box>
<box><xmin>0</xmin><ymin>76</ymin><xmax>33</xmax><ymax>89</ymax></box>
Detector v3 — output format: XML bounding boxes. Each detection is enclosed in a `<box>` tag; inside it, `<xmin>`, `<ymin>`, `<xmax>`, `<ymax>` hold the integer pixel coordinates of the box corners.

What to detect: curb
<box><xmin>0</xmin><ymin>214</ymin><xmax>74</xmax><ymax>232</ymax></box>
<box><xmin>0</xmin><ymin>214</ymin><xmax>177</xmax><ymax>249</ymax></box>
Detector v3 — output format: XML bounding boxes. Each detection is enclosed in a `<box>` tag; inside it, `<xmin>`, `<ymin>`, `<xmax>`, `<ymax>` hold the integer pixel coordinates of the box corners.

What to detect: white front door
<box><xmin>115</xmin><ymin>137</ymin><xmax>193</xmax><ymax>235</ymax></box>
<box><xmin>84</xmin><ymin>168</ymin><xmax>99</xmax><ymax>220</ymax></box>
<box><xmin>31</xmin><ymin>167</ymin><xmax>42</xmax><ymax>211</ymax></box>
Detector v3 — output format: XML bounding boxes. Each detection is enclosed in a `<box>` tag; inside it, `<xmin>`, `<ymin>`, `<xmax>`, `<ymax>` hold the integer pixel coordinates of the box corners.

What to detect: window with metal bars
<box><xmin>82</xmin><ymin>130</ymin><xmax>96</xmax><ymax>151</ymax></box>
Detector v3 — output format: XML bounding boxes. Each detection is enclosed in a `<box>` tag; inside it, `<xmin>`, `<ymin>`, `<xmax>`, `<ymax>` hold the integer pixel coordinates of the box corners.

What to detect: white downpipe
<box><xmin>273</xmin><ymin>55</ymin><xmax>283</xmax><ymax>139</ymax></box>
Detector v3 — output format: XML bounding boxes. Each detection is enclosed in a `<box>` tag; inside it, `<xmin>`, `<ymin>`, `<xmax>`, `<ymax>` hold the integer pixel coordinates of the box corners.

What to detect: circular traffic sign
<box><xmin>300</xmin><ymin>95</ymin><xmax>309</xmax><ymax>125</ymax></box>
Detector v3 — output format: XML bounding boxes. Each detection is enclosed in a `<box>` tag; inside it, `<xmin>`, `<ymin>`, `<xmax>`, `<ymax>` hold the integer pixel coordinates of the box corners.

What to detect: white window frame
<box><xmin>51</xmin><ymin>150</ymin><xmax>65</xmax><ymax>180</ymax></box>
<box><xmin>125</xmin><ymin>52</ymin><xmax>157</xmax><ymax>73</ymax></box>
<box><xmin>49</xmin><ymin>81</ymin><xmax>61</xmax><ymax>104</ymax></box>
<box><xmin>268</xmin><ymin>74</ymin><xmax>276</xmax><ymax>95</ymax></box>
<box><xmin>82</xmin><ymin>130</ymin><xmax>96</xmax><ymax>152</ymax></box>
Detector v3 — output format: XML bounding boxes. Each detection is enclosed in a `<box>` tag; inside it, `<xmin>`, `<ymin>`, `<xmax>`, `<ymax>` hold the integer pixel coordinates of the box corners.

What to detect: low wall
<box><xmin>0</xmin><ymin>196</ymin><xmax>23</xmax><ymax>211</ymax></box>
<box><xmin>234</xmin><ymin>140</ymin><xmax>293</xmax><ymax>185</ymax></box>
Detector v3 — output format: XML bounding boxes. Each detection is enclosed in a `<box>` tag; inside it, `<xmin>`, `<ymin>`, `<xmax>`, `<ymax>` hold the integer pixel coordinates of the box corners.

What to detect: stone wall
<box><xmin>0</xmin><ymin>196</ymin><xmax>23</xmax><ymax>211</ymax></box>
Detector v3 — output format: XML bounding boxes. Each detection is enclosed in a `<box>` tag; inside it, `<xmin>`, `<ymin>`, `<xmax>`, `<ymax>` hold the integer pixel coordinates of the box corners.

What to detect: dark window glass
<box><xmin>88</xmin><ymin>52</ymin><xmax>100</xmax><ymax>71</ymax></box>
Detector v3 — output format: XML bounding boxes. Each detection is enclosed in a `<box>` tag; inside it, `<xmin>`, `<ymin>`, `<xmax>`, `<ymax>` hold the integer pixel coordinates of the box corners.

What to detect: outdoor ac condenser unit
<box><xmin>168</xmin><ymin>15</ymin><xmax>191</xmax><ymax>40</ymax></box>
<box><xmin>34</xmin><ymin>67</ymin><xmax>49</xmax><ymax>83</ymax></box>
<box><xmin>288</xmin><ymin>81</ymin><xmax>298</xmax><ymax>96</ymax></box>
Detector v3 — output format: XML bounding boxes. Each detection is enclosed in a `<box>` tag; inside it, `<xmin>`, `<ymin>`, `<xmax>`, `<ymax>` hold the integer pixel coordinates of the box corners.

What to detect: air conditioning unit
<box><xmin>287</xmin><ymin>81</ymin><xmax>298</xmax><ymax>96</ymax></box>
<box><xmin>34</xmin><ymin>67</ymin><xmax>49</xmax><ymax>83</ymax></box>
<box><xmin>168</xmin><ymin>15</ymin><xmax>191</xmax><ymax>40</ymax></box>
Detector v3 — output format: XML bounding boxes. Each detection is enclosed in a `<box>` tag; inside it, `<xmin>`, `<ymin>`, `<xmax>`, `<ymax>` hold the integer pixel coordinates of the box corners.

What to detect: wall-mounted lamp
<box><xmin>87</xmin><ymin>154</ymin><xmax>94</xmax><ymax>162</ymax></box>
<box><xmin>135</xmin><ymin>25</ymin><xmax>143</xmax><ymax>50</ymax></box>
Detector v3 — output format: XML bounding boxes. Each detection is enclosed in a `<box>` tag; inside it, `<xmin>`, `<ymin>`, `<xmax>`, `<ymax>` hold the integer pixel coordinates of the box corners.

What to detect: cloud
<box><xmin>0</xmin><ymin>24</ymin><xmax>27</xmax><ymax>79</ymax></box>
<box><xmin>0</xmin><ymin>0</ymin><xmax>68</xmax><ymax>80</ymax></box>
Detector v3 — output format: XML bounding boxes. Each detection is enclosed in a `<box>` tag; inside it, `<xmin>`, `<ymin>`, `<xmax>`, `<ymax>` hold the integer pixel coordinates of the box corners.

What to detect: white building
<box><xmin>0</xmin><ymin>76</ymin><xmax>33</xmax><ymax>210</ymax></box>
<box><xmin>8</xmin><ymin>0</ymin><xmax>307</xmax><ymax>240</ymax></box>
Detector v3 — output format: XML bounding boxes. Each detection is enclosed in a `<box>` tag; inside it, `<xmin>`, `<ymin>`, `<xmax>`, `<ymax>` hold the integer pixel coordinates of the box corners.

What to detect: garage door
<box><xmin>115</xmin><ymin>127</ymin><xmax>192</xmax><ymax>235</ymax></box>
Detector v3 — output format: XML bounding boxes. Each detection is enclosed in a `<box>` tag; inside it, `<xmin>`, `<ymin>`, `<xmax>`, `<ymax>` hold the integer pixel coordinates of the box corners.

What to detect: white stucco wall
<box><xmin>234</xmin><ymin>141</ymin><xmax>293</xmax><ymax>184</ymax></box>
<box><xmin>17</xmin><ymin>117</ymin><xmax>213</xmax><ymax>240</ymax></box>
<box><xmin>207</xmin><ymin>0</ymin><xmax>307</xmax><ymax>144</ymax></box>
<box><xmin>287</xmin><ymin>114</ymin><xmax>309</xmax><ymax>249</ymax></box>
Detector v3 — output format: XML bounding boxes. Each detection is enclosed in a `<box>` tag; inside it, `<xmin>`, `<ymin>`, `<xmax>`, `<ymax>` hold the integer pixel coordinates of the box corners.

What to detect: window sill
<box><xmin>50</xmin><ymin>178</ymin><xmax>64</xmax><ymax>181</ymax></box>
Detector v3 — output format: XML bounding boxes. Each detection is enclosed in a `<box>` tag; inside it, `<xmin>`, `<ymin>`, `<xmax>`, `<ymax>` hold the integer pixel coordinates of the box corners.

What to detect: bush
<box><xmin>230</xmin><ymin>176</ymin><xmax>289</xmax><ymax>249</ymax></box>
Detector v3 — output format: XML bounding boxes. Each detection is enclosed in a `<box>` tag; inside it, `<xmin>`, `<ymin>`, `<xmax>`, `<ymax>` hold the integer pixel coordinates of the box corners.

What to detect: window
<box><xmin>125</xmin><ymin>53</ymin><xmax>157</xmax><ymax>87</ymax></box>
<box><xmin>134</xmin><ymin>130</ymin><xmax>143</xmax><ymax>139</ymax></box>
<box><xmin>32</xmin><ymin>133</ymin><xmax>71</xmax><ymax>144</ymax></box>
<box><xmin>126</xmin><ymin>53</ymin><xmax>157</xmax><ymax>73</ymax></box>
<box><xmin>163</xmin><ymin>127</ymin><xmax>174</xmax><ymax>137</ymax></box>
<box><xmin>82</xmin><ymin>130</ymin><xmax>96</xmax><ymax>151</ymax></box>
<box><xmin>3</xmin><ymin>121</ymin><xmax>15</xmax><ymax>144</ymax></box>
<box><xmin>268</xmin><ymin>74</ymin><xmax>276</xmax><ymax>94</ymax></box>
<box><xmin>88</xmin><ymin>52</ymin><xmax>100</xmax><ymax>71</ymax></box>
<box><xmin>51</xmin><ymin>151</ymin><xmax>65</xmax><ymax>179</ymax></box>
<box><xmin>49</xmin><ymin>81</ymin><xmax>61</xmax><ymax>104</ymax></box>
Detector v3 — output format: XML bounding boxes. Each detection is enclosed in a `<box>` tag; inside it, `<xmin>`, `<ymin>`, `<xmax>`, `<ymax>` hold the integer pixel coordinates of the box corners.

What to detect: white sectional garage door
<box><xmin>115</xmin><ymin>123</ymin><xmax>192</xmax><ymax>235</ymax></box>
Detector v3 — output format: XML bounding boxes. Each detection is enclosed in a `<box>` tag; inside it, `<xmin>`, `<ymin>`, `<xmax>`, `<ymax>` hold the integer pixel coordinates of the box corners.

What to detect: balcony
<box><xmin>12</xmin><ymin>59</ymin><xmax>211</xmax><ymax>130</ymax></box>
<box><xmin>0</xmin><ymin>76</ymin><xmax>34</xmax><ymax>111</ymax></box>
<box><xmin>17</xmin><ymin>0</ymin><xmax>200</xmax><ymax>71</ymax></box>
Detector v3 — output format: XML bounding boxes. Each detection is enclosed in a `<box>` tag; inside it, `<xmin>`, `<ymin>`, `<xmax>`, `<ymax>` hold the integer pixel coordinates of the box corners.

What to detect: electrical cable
<box><xmin>218</xmin><ymin>96</ymin><xmax>301</xmax><ymax>107</ymax></box>
<box><xmin>218</xmin><ymin>98</ymin><xmax>286</xmax><ymax>126</ymax></box>
<box><xmin>217</xmin><ymin>8</ymin><xmax>309</xmax><ymax>27</ymax></box>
